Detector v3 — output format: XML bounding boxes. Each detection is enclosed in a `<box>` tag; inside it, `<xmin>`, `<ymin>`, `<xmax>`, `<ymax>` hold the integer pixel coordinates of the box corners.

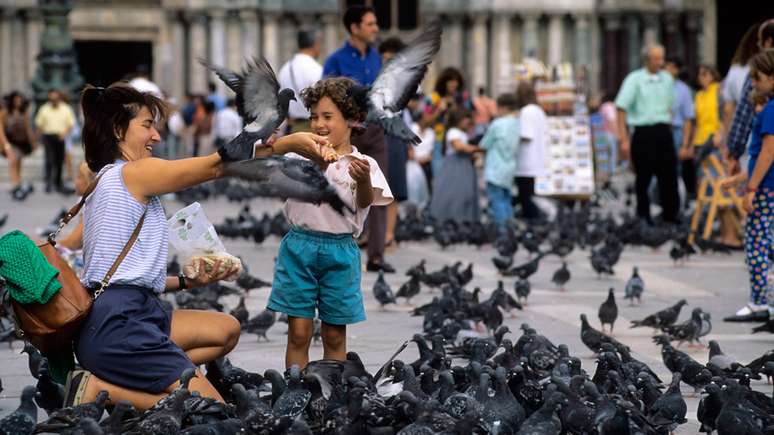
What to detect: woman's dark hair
<box><xmin>750</xmin><ymin>49</ymin><xmax>774</xmax><ymax>82</ymax></box>
<box><xmin>698</xmin><ymin>64</ymin><xmax>721</xmax><ymax>83</ymax></box>
<box><xmin>732</xmin><ymin>23</ymin><xmax>761</xmax><ymax>66</ymax></box>
<box><xmin>300</xmin><ymin>77</ymin><xmax>367</xmax><ymax>123</ymax></box>
<box><xmin>4</xmin><ymin>91</ymin><xmax>28</xmax><ymax>113</ymax></box>
<box><xmin>81</xmin><ymin>83</ymin><xmax>168</xmax><ymax>172</ymax></box>
<box><xmin>434</xmin><ymin>67</ymin><xmax>465</xmax><ymax>97</ymax></box>
<box><xmin>343</xmin><ymin>5</ymin><xmax>375</xmax><ymax>34</ymax></box>
<box><xmin>515</xmin><ymin>81</ymin><xmax>537</xmax><ymax>108</ymax></box>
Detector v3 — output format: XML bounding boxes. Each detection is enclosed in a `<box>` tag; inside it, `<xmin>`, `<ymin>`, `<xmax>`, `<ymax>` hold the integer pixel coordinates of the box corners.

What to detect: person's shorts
<box><xmin>74</xmin><ymin>285</ymin><xmax>195</xmax><ymax>394</ymax></box>
<box><xmin>268</xmin><ymin>227</ymin><xmax>365</xmax><ymax>325</ymax></box>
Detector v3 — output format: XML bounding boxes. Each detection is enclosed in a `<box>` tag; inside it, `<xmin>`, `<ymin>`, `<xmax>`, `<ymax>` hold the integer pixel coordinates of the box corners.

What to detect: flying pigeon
<box><xmin>349</xmin><ymin>21</ymin><xmax>442</xmax><ymax>144</ymax></box>
<box><xmin>222</xmin><ymin>157</ymin><xmax>355</xmax><ymax>215</ymax></box>
<box><xmin>200</xmin><ymin>56</ymin><xmax>296</xmax><ymax>162</ymax></box>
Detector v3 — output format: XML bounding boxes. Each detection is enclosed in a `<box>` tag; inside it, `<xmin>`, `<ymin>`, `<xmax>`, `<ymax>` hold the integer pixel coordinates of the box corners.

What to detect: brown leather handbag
<box><xmin>10</xmin><ymin>177</ymin><xmax>145</xmax><ymax>353</ymax></box>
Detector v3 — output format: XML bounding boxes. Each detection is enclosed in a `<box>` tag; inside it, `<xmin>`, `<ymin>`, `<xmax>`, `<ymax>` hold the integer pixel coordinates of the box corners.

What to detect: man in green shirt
<box><xmin>615</xmin><ymin>44</ymin><xmax>679</xmax><ymax>223</ymax></box>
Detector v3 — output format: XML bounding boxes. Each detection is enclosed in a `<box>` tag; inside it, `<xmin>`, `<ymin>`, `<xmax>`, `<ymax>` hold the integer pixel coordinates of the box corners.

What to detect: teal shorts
<box><xmin>268</xmin><ymin>227</ymin><xmax>366</xmax><ymax>325</ymax></box>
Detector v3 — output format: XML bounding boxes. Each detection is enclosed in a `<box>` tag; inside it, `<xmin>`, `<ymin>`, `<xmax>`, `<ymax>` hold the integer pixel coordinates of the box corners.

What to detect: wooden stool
<box><xmin>688</xmin><ymin>154</ymin><xmax>746</xmax><ymax>244</ymax></box>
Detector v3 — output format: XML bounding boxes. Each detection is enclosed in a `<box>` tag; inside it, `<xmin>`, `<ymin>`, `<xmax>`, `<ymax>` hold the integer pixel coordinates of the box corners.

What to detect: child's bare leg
<box><xmin>286</xmin><ymin>316</ymin><xmax>314</xmax><ymax>369</ymax></box>
<box><xmin>321</xmin><ymin>322</ymin><xmax>347</xmax><ymax>361</ymax></box>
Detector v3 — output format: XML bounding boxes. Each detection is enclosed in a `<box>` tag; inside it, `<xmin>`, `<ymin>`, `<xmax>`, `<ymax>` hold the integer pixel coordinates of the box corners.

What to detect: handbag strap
<box><xmin>47</xmin><ymin>175</ymin><xmax>102</xmax><ymax>246</ymax></box>
<box><xmin>92</xmin><ymin>211</ymin><xmax>146</xmax><ymax>299</ymax></box>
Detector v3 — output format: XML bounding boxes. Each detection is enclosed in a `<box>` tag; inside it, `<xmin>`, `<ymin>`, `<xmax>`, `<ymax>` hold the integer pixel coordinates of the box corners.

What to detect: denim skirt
<box><xmin>74</xmin><ymin>285</ymin><xmax>195</xmax><ymax>394</ymax></box>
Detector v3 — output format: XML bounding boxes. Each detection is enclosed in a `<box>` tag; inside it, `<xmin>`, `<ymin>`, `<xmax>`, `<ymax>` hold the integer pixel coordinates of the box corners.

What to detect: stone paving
<box><xmin>1</xmin><ymin>159</ymin><xmax>773</xmax><ymax>433</ymax></box>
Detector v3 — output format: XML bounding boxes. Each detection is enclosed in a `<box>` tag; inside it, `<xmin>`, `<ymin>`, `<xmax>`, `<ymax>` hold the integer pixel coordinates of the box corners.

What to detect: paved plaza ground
<box><xmin>1</xmin><ymin>157</ymin><xmax>773</xmax><ymax>433</ymax></box>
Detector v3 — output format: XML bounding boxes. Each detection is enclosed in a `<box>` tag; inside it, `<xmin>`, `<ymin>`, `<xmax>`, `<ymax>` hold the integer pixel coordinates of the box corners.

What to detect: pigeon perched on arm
<box><xmin>350</xmin><ymin>22</ymin><xmax>442</xmax><ymax>144</ymax></box>
<box><xmin>200</xmin><ymin>57</ymin><xmax>295</xmax><ymax>162</ymax></box>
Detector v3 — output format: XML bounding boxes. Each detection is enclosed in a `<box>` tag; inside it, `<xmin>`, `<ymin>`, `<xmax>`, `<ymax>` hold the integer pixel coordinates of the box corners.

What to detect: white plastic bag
<box><xmin>168</xmin><ymin>202</ymin><xmax>241</xmax><ymax>281</ymax></box>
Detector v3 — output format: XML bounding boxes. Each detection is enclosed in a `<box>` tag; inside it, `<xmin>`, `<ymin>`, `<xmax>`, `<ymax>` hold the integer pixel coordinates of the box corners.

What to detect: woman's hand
<box><xmin>185</xmin><ymin>258</ymin><xmax>241</xmax><ymax>288</ymax></box>
<box><xmin>744</xmin><ymin>191</ymin><xmax>756</xmax><ymax>214</ymax></box>
<box><xmin>274</xmin><ymin>132</ymin><xmax>336</xmax><ymax>165</ymax></box>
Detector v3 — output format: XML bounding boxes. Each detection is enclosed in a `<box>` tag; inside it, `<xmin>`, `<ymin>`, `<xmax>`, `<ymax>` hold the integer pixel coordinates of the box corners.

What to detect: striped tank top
<box><xmin>81</xmin><ymin>160</ymin><xmax>167</xmax><ymax>293</ymax></box>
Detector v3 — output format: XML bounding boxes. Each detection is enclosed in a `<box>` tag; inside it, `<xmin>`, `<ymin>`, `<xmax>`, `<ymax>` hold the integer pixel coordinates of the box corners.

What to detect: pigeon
<box><xmin>236</xmin><ymin>272</ymin><xmax>271</xmax><ymax>292</ymax></box>
<box><xmin>222</xmin><ymin>157</ymin><xmax>354</xmax><ymax>215</ymax></box>
<box><xmin>350</xmin><ymin>21</ymin><xmax>442</xmax><ymax>144</ymax></box>
<box><xmin>244</xmin><ymin>308</ymin><xmax>276</xmax><ymax>341</ymax></box>
<box><xmin>662</xmin><ymin>307</ymin><xmax>704</xmax><ymax>347</ymax></box>
<box><xmin>21</xmin><ymin>343</ymin><xmax>43</xmax><ymax>379</ymax></box>
<box><xmin>752</xmin><ymin>319</ymin><xmax>774</xmax><ymax>334</ymax></box>
<box><xmin>707</xmin><ymin>340</ymin><xmax>739</xmax><ymax>374</ymax></box>
<box><xmin>630</xmin><ymin>299</ymin><xmax>687</xmax><ymax>330</ymax></box>
<box><xmin>580</xmin><ymin>313</ymin><xmax>625</xmax><ymax>355</ymax></box>
<box><xmin>34</xmin><ymin>359</ymin><xmax>64</xmax><ymax>416</ymax></box>
<box><xmin>551</xmin><ymin>261</ymin><xmax>570</xmax><ymax>291</ymax></box>
<box><xmin>0</xmin><ymin>385</ymin><xmax>37</xmax><ymax>435</ymax></box>
<box><xmin>514</xmin><ymin>278</ymin><xmax>531</xmax><ymax>305</ymax></box>
<box><xmin>598</xmin><ymin>288</ymin><xmax>618</xmax><ymax>334</ymax></box>
<box><xmin>372</xmin><ymin>270</ymin><xmax>396</xmax><ymax>309</ymax></box>
<box><xmin>647</xmin><ymin>372</ymin><xmax>687</xmax><ymax>433</ymax></box>
<box><xmin>0</xmin><ymin>213</ymin><xmax>7</xmax><ymax>229</ymax></box>
<box><xmin>200</xmin><ymin>56</ymin><xmax>295</xmax><ymax>162</ymax></box>
<box><xmin>396</xmin><ymin>274</ymin><xmax>421</xmax><ymax>304</ymax></box>
<box><xmin>229</xmin><ymin>296</ymin><xmax>249</xmax><ymax>326</ymax></box>
<box><xmin>624</xmin><ymin>266</ymin><xmax>644</xmax><ymax>305</ymax></box>
<box><xmin>503</xmin><ymin>253</ymin><xmax>545</xmax><ymax>279</ymax></box>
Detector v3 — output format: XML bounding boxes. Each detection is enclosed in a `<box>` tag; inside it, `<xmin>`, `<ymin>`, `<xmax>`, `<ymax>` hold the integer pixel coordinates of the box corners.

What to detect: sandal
<box><xmin>63</xmin><ymin>369</ymin><xmax>92</xmax><ymax>408</ymax></box>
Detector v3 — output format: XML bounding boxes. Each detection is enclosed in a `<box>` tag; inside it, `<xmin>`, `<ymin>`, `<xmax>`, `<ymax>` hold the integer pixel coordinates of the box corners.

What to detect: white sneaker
<box><xmin>735</xmin><ymin>303</ymin><xmax>769</xmax><ymax>316</ymax></box>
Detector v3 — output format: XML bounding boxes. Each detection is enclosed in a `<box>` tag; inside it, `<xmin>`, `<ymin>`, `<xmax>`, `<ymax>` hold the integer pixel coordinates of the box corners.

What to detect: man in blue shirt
<box><xmin>665</xmin><ymin>58</ymin><xmax>695</xmax><ymax>200</ymax></box>
<box><xmin>323</xmin><ymin>5</ymin><xmax>394</xmax><ymax>273</ymax></box>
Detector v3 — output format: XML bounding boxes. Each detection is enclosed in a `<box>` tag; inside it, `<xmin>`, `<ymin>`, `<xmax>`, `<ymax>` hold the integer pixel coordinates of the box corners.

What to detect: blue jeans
<box><xmin>486</xmin><ymin>182</ymin><xmax>513</xmax><ymax>229</ymax></box>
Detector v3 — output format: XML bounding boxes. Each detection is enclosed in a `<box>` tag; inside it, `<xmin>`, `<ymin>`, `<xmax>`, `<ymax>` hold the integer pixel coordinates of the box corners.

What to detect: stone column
<box><xmin>685</xmin><ymin>12</ymin><xmax>700</xmax><ymax>76</ymax></box>
<box><xmin>574</xmin><ymin>14</ymin><xmax>591</xmax><ymax>68</ymax></box>
<box><xmin>664</xmin><ymin>12</ymin><xmax>680</xmax><ymax>58</ymax></box>
<box><xmin>522</xmin><ymin>13</ymin><xmax>539</xmax><ymax>59</ymax></box>
<box><xmin>0</xmin><ymin>9</ymin><xmax>13</xmax><ymax>94</ymax></box>
<box><xmin>626</xmin><ymin>14</ymin><xmax>641</xmax><ymax>72</ymax></box>
<box><xmin>490</xmin><ymin>13</ymin><xmax>512</xmax><ymax>95</ymax></box>
<box><xmin>226</xmin><ymin>11</ymin><xmax>242</xmax><ymax>71</ymax></box>
<box><xmin>643</xmin><ymin>13</ymin><xmax>660</xmax><ymax>46</ymax></box>
<box><xmin>240</xmin><ymin>10</ymin><xmax>259</xmax><ymax>60</ymax></box>
<box><xmin>322</xmin><ymin>14</ymin><xmax>338</xmax><ymax>58</ymax></box>
<box><xmin>702</xmin><ymin>0</ymin><xmax>716</xmax><ymax>64</ymax></box>
<box><xmin>602</xmin><ymin>14</ymin><xmax>621</xmax><ymax>95</ymax></box>
<box><xmin>589</xmin><ymin>12</ymin><xmax>601</xmax><ymax>95</ymax></box>
<box><xmin>547</xmin><ymin>14</ymin><xmax>564</xmax><ymax>66</ymax></box>
<box><xmin>440</xmin><ymin>15</ymin><xmax>463</xmax><ymax>69</ymax></box>
<box><xmin>470</xmin><ymin>14</ymin><xmax>488</xmax><ymax>93</ymax></box>
<box><xmin>167</xmin><ymin>11</ymin><xmax>185</xmax><ymax>100</ymax></box>
<box><xmin>9</xmin><ymin>11</ymin><xmax>25</xmax><ymax>91</ymax></box>
<box><xmin>262</xmin><ymin>12</ymin><xmax>279</xmax><ymax>70</ymax></box>
<box><xmin>188</xmin><ymin>12</ymin><xmax>208</xmax><ymax>94</ymax></box>
<box><xmin>154</xmin><ymin>11</ymin><xmax>172</xmax><ymax>98</ymax></box>
<box><xmin>25</xmin><ymin>9</ymin><xmax>42</xmax><ymax>83</ymax></box>
<box><xmin>209</xmin><ymin>9</ymin><xmax>227</xmax><ymax>95</ymax></box>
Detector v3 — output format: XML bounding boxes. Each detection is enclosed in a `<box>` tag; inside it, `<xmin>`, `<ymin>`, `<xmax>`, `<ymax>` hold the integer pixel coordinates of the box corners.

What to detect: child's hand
<box><xmin>720</xmin><ymin>173</ymin><xmax>746</xmax><ymax>190</ymax></box>
<box><xmin>744</xmin><ymin>191</ymin><xmax>756</xmax><ymax>213</ymax></box>
<box><xmin>348</xmin><ymin>158</ymin><xmax>371</xmax><ymax>185</ymax></box>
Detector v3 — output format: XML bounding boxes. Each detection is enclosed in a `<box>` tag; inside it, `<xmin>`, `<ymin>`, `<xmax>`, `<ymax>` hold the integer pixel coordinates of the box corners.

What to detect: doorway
<box><xmin>74</xmin><ymin>40</ymin><xmax>153</xmax><ymax>87</ymax></box>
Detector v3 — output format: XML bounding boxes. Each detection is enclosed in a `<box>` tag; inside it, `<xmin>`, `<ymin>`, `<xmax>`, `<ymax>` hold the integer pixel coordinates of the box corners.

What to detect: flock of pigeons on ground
<box><xmin>3</xmin><ymin>190</ymin><xmax>774</xmax><ymax>434</ymax></box>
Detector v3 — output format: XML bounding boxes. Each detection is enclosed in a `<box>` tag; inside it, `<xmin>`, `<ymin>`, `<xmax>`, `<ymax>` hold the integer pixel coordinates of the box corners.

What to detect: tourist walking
<box><xmin>615</xmin><ymin>44</ymin><xmax>679</xmax><ymax>223</ymax></box>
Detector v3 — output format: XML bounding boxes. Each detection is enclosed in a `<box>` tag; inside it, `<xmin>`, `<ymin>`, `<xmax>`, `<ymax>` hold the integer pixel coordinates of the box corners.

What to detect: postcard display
<box><xmin>534</xmin><ymin>115</ymin><xmax>595</xmax><ymax>197</ymax></box>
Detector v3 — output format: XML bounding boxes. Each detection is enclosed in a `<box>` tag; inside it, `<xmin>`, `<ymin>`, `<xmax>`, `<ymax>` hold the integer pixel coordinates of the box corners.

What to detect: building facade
<box><xmin>0</xmin><ymin>0</ymin><xmax>715</xmax><ymax>102</ymax></box>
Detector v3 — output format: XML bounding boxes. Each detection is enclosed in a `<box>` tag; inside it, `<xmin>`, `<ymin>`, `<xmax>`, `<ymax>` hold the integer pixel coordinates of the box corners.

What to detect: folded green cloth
<box><xmin>0</xmin><ymin>230</ymin><xmax>62</xmax><ymax>304</ymax></box>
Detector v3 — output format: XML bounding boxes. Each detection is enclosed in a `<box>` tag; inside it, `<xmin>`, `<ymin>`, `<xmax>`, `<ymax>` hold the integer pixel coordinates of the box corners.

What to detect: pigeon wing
<box><xmin>240</xmin><ymin>57</ymin><xmax>281</xmax><ymax>127</ymax></box>
<box><xmin>366</xmin><ymin>22</ymin><xmax>442</xmax><ymax>144</ymax></box>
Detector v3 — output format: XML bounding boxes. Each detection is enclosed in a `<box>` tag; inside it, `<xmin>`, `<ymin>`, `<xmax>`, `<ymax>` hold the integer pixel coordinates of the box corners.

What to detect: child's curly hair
<box><xmin>300</xmin><ymin>77</ymin><xmax>367</xmax><ymax>123</ymax></box>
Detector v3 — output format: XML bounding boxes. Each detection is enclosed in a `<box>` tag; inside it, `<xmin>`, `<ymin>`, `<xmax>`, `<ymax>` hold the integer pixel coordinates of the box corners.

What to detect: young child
<box><xmin>734</xmin><ymin>49</ymin><xmax>774</xmax><ymax>317</ymax></box>
<box><xmin>479</xmin><ymin>93</ymin><xmax>520</xmax><ymax>230</ymax></box>
<box><xmin>428</xmin><ymin>107</ymin><xmax>481</xmax><ymax>223</ymax></box>
<box><xmin>266</xmin><ymin>77</ymin><xmax>393</xmax><ymax>369</ymax></box>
